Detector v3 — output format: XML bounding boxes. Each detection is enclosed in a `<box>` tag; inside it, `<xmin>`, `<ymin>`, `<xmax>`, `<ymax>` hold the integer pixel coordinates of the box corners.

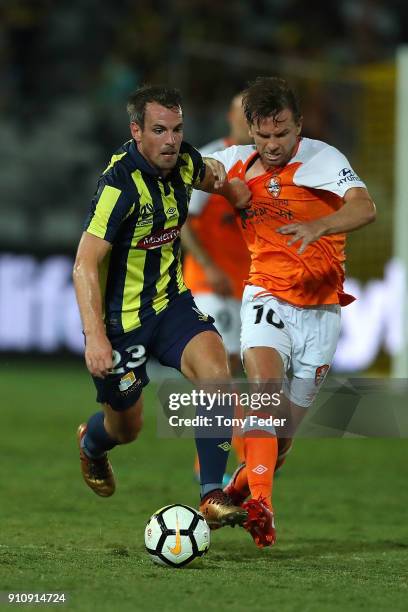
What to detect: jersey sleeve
<box><xmin>84</xmin><ymin>169</ymin><xmax>134</xmax><ymax>243</ymax></box>
<box><xmin>187</xmin><ymin>145</ymin><xmax>207</xmax><ymax>188</ymax></box>
<box><xmin>207</xmin><ymin>145</ymin><xmax>255</xmax><ymax>173</ymax></box>
<box><xmin>293</xmin><ymin>145</ymin><xmax>366</xmax><ymax>198</ymax></box>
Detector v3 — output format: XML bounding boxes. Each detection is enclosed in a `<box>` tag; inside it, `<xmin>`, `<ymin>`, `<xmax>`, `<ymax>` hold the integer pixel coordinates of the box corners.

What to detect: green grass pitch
<box><xmin>1</xmin><ymin>361</ymin><xmax>407</xmax><ymax>611</ymax></box>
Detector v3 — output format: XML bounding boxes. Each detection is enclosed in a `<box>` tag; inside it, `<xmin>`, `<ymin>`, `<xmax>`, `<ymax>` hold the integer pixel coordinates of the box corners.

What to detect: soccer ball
<box><xmin>144</xmin><ymin>504</ymin><xmax>210</xmax><ymax>568</ymax></box>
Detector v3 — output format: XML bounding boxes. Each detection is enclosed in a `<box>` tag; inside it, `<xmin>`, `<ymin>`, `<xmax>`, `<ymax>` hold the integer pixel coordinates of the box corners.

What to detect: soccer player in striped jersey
<box><xmin>208</xmin><ymin>77</ymin><xmax>376</xmax><ymax>547</ymax></box>
<box><xmin>73</xmin><ymin>85</ymin><xmax>250</xmax><ymax>529</ymax></box>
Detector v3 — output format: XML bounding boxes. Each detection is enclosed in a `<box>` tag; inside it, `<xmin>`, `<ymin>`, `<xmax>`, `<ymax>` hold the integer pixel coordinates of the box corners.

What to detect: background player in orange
<box><xmin>208</xmin><ymin>77</ymin><xmax>376</xmax><ymax>548</ymax></box>
<box><xmin>182</xmin><ymin>94</ymin><xmax>252</xmax><ymax>482</ymax></box>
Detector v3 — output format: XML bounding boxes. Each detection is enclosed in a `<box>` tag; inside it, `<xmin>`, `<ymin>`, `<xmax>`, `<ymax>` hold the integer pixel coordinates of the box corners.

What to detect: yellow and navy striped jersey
<box><xmin>84</xmin><ymin>139</ymin><xmax>206</xmax><ymax>333</ymax></box>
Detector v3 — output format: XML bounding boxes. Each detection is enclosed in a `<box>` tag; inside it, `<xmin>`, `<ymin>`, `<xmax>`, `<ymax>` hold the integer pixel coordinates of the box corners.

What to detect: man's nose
<box><xmin>267</xmin><ymin>137</ymin><xmax>279</xmax><ymax>149</ymax></box>
<box><xmin>166</xmin><ymin>131</ymin><xmax>177</xmax><ymax>145</ymax></box>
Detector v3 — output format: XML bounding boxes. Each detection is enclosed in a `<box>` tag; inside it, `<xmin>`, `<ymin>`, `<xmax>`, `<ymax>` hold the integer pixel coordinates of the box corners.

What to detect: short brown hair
<box><xmin>127</xmin><ymin>85</ymin><xmax>182</xmax><ymax>128</ymax></box>
<box><xmin>242</xmin><ymin>77</ymin><xmax>301</xmax><ymax>126</ymax></box>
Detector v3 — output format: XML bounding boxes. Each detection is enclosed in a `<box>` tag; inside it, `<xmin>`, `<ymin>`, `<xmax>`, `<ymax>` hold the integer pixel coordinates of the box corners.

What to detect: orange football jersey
<box><xmin>210</xmin><ymin>139</ymin><xmax>367</xmax><ymax>307</ymax></box>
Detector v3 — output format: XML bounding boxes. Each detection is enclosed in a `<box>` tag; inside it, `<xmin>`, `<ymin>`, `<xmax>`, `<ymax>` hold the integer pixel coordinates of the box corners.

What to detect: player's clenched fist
<box><xmin>228</xmin><ymin>177</ymin><xmax>251</xmax><ymax>209</ymax></box>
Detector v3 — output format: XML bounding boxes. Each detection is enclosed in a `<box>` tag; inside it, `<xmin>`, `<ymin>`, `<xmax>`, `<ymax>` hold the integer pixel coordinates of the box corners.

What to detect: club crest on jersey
<box><xmin>140</xmin><ymin>202</ymin><xmax>155</xmax><ymax>218</ymax></box>
<box><xmin>315</xmin><ymin>364</ymin><xmax>330</xmax><ymax>386</ymax></box>
<box><xmin>266</xmin><ymin>176</ymin><xmax>281</xmax><ymax>198</ymax></box>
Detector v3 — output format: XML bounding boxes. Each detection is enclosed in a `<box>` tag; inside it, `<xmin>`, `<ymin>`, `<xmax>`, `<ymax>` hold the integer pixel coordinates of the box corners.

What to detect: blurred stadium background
<box><xmin>2</xmin><ymin>3</ymin><xmax>408</xmax><ymax>609</ymax></box>
<box><xmin>1</xmin><ymin>0</ymin><xmax>407</xmax><ymax>375</ymax></box>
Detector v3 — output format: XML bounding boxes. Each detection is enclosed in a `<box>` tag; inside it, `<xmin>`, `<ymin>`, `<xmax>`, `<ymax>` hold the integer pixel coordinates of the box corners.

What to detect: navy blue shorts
<box><xmin>92</xmin><ymin>291</ymin><xmax>218</xmax><ymax>411</ymax></box>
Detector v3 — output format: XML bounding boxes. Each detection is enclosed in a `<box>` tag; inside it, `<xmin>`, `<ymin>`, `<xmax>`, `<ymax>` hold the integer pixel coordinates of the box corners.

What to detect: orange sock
<box><xmin>232</xmin><ymin>435</ymin><xmax>245</xmax><ymax>463</ymax></box>
<box><xmin>244</xmin><ymin>429</ymin><xmax>278</xmax><ymax>510</ymax></box>
<box><xmin>232</xmin><ymin>461</ymin><xmax>250</xmax><ymax>498</ymax></box>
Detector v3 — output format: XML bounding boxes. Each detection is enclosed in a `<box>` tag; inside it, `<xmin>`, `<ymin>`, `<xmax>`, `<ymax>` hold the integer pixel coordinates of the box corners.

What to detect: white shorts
<box><xmin>240</xmin><ymin>284</ymin><xmax>341</xmax><ymax>408</ymax></box>
<box><xmin>193</xmin><ymin>293</ymin><xmax>241</xmax><ymax>355</ymax></box>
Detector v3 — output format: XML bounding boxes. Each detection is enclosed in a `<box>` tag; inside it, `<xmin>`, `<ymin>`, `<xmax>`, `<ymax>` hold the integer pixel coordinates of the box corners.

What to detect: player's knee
<box><xmin>186</xmin><ymin>360</ymin><xmax>230</xmax><ymax>381</ymax></box>
<box><xmin>205</xmin><ymin>360</ymin><xmax>230</xmax><ymax>380</ymax></box>
<box><xmin>181</xmin><ymin>331</ymin><xmax>230</xmax><ymax>380</ymax></box>
<box><xmin>188</xmin><ymin>350</ymin><xmax>230</xmax><ymax>380</ymax></box>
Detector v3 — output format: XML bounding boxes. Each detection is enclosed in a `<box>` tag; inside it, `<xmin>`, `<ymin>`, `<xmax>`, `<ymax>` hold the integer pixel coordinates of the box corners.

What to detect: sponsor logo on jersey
<box><xmin>239</xmin><ymin>206</ymin><xmax>268</xmax><ymax>228</ymax></box>
<box><xmin>118</xmin><ymin>372</ymin><xmax>142</xmax><ymax>395</ymax></box>
<box><xmin>119</xmin><ymin>371</ymin><xmax>137</xmax><ymax>392</ymax></box>
<box><xmin>240</xmin><ymin>201</ymin><xmax>294</xmax><ymax>226</ymax></box>
<box><xmin>266</xmin><ymin>176</ymin><xmax>282</xmax><ymax>198</ymax></box>
<box><xmin>315</xmin><ymin>364</ymin><xmax>330</xmax><ymax>386</ymax></box>
<box><xmin>337</xmin><ymin>168</ymin><xmax>360</xmax><ymax>187</ymax></box>
<box><xmin>137</xmin><ymin>226</ymin><xmax>180</xmax><ymax>249</ymax></box>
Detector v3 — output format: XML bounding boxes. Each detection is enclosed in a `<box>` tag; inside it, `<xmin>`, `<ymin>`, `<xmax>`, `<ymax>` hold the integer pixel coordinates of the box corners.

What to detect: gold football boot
<box><xmin>77</xmin><ymin>424</ymin><xmax>116</xmax><ymax>497</ymax></box>
<box><xmin>199</xmin><ymin>489</ymin><xmax>248</xmax><ymax>529</ymax></box>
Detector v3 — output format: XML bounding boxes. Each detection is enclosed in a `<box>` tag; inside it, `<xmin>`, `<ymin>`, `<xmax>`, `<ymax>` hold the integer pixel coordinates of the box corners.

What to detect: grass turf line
<box><xmin>1</xmin><ymin>361</ymin><xmax>407</xmax><ymax>611</ymax></box>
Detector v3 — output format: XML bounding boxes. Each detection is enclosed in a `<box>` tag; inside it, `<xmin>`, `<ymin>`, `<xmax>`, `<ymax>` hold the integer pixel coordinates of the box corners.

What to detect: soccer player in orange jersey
<box><xmin>182</xmin><ymin>94</ymin><xmax>252</xmax><ymax>481</ymax></box>
<box><xmin>208</xmin><ymin>77</ymin><xmax>376</xmax><ymax>548</ymax></box>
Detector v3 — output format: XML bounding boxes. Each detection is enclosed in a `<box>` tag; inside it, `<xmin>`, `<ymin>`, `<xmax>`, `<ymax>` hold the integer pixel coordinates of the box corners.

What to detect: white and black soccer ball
<box><xmin>144</xmin><ymin>504</ymin><xmax>210</xmax><ymax>568</ymax></box>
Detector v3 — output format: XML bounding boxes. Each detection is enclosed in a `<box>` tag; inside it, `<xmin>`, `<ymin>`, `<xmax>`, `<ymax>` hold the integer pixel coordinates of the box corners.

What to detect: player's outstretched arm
<box><xmin>73</xmin><ymin>232</ymin><xmax>113</xmax><ymax>378</ymax></box>
<box><xmin>277</xmin><ymin>187</ymin><xmax>376</xmax><ymax>254</ymax></box>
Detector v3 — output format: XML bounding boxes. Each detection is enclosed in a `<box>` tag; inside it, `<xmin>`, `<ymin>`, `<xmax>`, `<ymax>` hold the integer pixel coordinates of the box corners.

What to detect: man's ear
<box><xmin>296</xmin><ymin>117</ymin><xmax>303</xmax><ymax>136</ymax></box>
<box><xmin>130</xmin><ymin>121</ymin><xmax>142</xmax><ymax>143</ymax></box>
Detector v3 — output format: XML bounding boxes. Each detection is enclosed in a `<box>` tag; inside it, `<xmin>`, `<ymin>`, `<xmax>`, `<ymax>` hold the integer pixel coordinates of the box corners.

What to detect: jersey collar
<box><xmin>128</xmin><ymin>139</ymin><xmax>187</xmax><ymax>178</ymax></box>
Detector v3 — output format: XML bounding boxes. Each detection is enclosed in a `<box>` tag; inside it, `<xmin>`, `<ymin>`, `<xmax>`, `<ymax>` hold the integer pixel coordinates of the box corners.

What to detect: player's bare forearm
<box><xmin>73</xmin><ymin>233</ymin><xmax>107</xmax><ymax>336</ymax></box>
<box><xmin>277</xmin><ymin>187</ymin><xmax>376</xmax><ymax>254</ymax></box>
<box><xmin>315</xmin><ymin>190</ymin><xmax>376</xmax><ymax>236</ymax></box>
<box><xmin>73</xmin><ymin>232</ymin><xmax>113</xmax><ymax>377</ymax></box>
